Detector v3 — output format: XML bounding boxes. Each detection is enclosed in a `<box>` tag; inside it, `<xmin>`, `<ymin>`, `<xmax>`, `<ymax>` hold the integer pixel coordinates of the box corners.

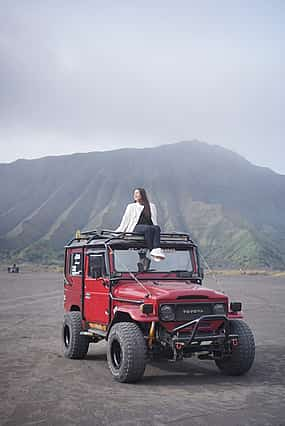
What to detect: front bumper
<box><xmin>165</xmin><ymin>315</ymin><xmax>239</xmax><ymax>359</ymax></box>
<box><xmin>172</xmin><ymin>314</ymin><xmax>230</xmax><ymax>345</ymax></box>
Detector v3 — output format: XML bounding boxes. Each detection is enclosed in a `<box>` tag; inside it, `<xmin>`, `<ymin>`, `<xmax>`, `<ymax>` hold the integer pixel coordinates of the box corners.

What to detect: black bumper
<box><xmin>170</xmin><ymin>315</ymin><xmax>237</xmax><ymax>346</ymax></box>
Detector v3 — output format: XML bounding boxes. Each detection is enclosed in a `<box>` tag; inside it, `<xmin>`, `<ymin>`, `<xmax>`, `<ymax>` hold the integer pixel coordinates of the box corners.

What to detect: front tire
<box><xmin>62</xmin><ymin>312</ymin><xmax>89</xmax><ymax>359</ymax></box>
<box><xmin>107</xmin><ymin>322</ymin><xmax>147</xmax><ymax>383</ymax></box>
<box><xmin>215</xmin><ymin>319</ymin><xmax>255</xmax><ymax>376</ymax></box>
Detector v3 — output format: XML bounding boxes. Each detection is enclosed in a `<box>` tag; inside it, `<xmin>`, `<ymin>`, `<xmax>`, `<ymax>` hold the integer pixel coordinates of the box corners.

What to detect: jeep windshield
<box><xmin>113</xmin><ymin>247</ymin><xmax>194</xmax><ymax>274</ymax></box>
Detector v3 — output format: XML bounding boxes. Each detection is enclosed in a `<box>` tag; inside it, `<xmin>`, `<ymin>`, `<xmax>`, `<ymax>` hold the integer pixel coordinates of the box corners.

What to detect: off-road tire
<box><xmin>107</xmin><ymin>322</ymin><xmax>147</xmax><ymax>383</ymax></box>
<box><xmin>215</xmin><ymin>319</ymin><xmax>255</xmax><ymax>376</ymax></box>
<box><xmin>62</xmin><ymin>312</ymin><xmax>89</xmax><ymax>359</ymax></box>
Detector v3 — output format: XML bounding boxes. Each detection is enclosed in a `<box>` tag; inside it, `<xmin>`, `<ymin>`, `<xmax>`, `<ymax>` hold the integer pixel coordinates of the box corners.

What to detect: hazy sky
<box><xmin>0</xmin><ymin>1</ymin><xmax>284</xmax><ymax>173</ymax></box>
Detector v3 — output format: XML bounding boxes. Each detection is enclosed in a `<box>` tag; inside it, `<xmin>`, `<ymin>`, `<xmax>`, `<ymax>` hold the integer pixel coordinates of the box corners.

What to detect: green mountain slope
<box><xmin>0</xmin><ymin>141</ymin><xmax>285</xmax><ymax>268</ymax></box>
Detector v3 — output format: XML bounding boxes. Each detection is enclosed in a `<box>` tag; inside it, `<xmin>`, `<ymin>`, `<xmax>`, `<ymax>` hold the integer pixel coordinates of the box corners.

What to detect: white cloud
<box><xmin>0</xmin><ymin>0</ymin><xmax>284</xmax><ymax>173</ymax></box>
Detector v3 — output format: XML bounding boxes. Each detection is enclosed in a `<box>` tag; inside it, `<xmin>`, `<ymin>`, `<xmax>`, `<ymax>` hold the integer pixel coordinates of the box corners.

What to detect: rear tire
<box><xmin>107</xmin><ymin>322</ymin><xmax>147</xmax><ymax>383</ymax></box>
<box><xmin>215</xmin><ymin>319</ymin><xmax>255</xmax><ymax>376</ymax></box>
<box><xmin>62</xmin><ymin>312</ymin><xmax>89</xmax><ymax>359</ymax></box>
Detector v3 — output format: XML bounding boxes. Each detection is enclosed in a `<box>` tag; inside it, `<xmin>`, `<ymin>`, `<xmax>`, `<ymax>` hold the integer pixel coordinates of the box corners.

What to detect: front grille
<box><xmin>175</xmin><ymin>303</ymin><xmax>213</xmax><ymax>321</ymax></box>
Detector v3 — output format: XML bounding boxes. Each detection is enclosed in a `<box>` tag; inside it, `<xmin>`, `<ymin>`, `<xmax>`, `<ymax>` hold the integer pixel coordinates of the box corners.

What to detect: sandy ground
<box><xmin>0</xmin><ymin>272</ymin><xmax>284</xmax><ymax>426</ymax></box>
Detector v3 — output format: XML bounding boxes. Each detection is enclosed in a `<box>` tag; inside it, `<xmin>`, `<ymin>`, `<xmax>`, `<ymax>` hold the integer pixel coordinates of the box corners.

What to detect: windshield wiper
<box><xmin>165</xmin><ymin>270</ymin><xmax>193</xmax><ymax>278</ymax></box>
<box><xmin>117</xmin><ymin>260</ymin><xmax>152</xmax><ymax>298</ymax></box>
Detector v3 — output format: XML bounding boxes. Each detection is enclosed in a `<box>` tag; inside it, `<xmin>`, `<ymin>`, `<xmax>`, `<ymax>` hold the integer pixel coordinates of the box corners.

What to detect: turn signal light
<box><xmin>140</xmin><ymin>304</ymin><xmax>153</xmax><ymax>315</ymax></box>
<box><xmin>230</xmin><ymin>302</ymin><xmax>242</xmax><ymax>312</ymax></box>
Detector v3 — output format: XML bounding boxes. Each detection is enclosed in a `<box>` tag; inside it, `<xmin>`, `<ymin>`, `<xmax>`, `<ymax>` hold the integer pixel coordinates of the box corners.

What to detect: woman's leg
<box><xmin>134</xmin><ymin>224</ymin><xmax>155</xmax><ymax>250</ymax></box>
<box><xmin>152</xmin><ymin>225</ymin><xmax>161</xmax><ymax>249</ymax></box>
<box><xmin>150</xmin><ymin>226</ymin><xmax>165</xmax><ymax>260</ymax></box>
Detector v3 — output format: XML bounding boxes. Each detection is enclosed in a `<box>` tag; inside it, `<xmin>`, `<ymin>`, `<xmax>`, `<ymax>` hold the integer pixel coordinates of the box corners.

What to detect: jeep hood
<box><xmin>113</xmin><ymin>280</ymin><xmax>227</xmax><ymax>301</ymax></box>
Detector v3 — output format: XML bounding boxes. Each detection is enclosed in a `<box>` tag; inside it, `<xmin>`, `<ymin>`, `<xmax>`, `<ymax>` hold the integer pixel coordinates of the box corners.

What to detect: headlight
<box><xmin>213</xmin><ymin>303</ymin><xmax>226</xmax><ymax>315</ymax></box>
<box><xmin>160</xmin><ymin>304</ymin><xmax>175</xmax><ymax>321</ymax></box>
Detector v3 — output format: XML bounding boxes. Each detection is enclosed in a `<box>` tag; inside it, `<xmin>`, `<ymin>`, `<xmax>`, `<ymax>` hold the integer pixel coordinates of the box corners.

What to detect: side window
<box><xmin>88</xmin><ymin>253</ymin><xmax>106</xmax><ymax>278</ymax></box>
<box><xmin>70</xmin><ymin>252</ymin><xmax>82</xmax><ymax>276</ymax></box>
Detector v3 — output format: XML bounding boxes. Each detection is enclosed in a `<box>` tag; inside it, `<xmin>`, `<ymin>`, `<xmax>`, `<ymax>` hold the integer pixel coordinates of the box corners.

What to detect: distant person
<box><xmin>115</xmin><ymin>188</ymin><xmax>165</xmax><ymax>261</ymax></box>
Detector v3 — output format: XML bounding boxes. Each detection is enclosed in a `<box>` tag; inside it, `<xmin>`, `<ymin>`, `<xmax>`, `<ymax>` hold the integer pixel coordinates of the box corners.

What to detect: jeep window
<box><xmin>70</xmin><ymin>253</ymin><xmax>82</xmax><ymax>276</ymax></box>
<box><xmin>88</xmin><ymin>253</ymin><xmax>106</xmax><ymax>278</ymax></box>
<box><xmin>113</xmin><ymin>248</ymin><xmax>193</xmax><ymax>273</ymax></box>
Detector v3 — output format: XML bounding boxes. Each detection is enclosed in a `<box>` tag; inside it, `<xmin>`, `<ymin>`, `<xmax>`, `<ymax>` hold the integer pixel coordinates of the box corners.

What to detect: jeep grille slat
<box><xmin>175</xmin><ymin>303</ymin><xmax>213</xmax><ymax>321</ymax></box>
<box><xmin>159</xmin><ymin>302</ymin><xmax>227</xmax><ymax>322</ymax></box>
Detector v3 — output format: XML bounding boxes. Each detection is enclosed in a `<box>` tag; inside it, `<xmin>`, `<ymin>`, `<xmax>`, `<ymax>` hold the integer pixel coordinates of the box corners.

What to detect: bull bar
<box><xmin>171</xmin><ymin>315</ymin><xmax>238</xmax><ymax>346</ymax></box>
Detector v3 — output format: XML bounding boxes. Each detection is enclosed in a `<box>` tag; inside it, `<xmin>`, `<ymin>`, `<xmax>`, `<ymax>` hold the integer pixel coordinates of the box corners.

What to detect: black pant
<box><xmin>134</xmin><ymin>224</ymin><xmax>161</xmax><ymax>250</ymax></box>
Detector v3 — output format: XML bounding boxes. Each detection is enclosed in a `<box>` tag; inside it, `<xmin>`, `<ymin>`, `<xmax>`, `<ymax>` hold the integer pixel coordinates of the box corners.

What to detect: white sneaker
<box><xmin>150</xmin><ymin>248</ymin><xmax>165</xmax><ymax>261</ymax></box>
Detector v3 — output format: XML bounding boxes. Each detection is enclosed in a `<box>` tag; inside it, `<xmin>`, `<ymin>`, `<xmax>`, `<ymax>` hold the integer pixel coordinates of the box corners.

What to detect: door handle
<box><xmin>102</xmin><ymin>278</ymin><xmax>109</xmax><ymax>288</ymax></box>
<box><xmin>64</xmin><ymin>278</ymin><xmax>72</xmax><ymax>287</ymax></box>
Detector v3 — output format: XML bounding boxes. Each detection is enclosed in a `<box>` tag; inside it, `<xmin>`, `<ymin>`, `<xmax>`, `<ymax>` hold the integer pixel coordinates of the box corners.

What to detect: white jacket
<box><xmin>115</xmin><ymin>202</ymin><xmax>158</xmax><ymax>233</ymax></box>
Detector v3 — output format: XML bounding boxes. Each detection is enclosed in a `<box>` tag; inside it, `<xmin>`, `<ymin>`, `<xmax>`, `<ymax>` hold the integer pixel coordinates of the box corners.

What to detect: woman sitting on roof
<box><xmin>115</xmin><ymin>188</ymin><xmax>165</xmax><ymax>262</ymax></box>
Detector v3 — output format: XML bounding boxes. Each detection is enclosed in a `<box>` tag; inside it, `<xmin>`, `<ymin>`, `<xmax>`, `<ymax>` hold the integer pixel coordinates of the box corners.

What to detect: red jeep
<box><xmin>63</xmin><ymin>229</ymin><xmax>255</xmax><ymax>383</ymax></box>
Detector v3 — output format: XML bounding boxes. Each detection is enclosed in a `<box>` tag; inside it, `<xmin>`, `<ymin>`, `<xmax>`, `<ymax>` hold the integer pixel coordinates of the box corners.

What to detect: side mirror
<box><xmin>89</xmin><ymin>254</ymin><xmax>106</xmax><ymax>279</ymax></box>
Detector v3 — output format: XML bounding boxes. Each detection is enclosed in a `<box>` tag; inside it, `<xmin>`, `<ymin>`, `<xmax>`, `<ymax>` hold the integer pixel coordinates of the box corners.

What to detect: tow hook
<box><xmin>175</xmin><ymin>342</ymin><xmax>185</xmax><ymax>350</ymax></box>
<box><xmin>231</xmin><ymin>337</ymin><xmax>239</xmax><ymax>347</ymax></box>
<box><xmin>170</xmin><ymin>342</ymin><xmax>185</xmax><ymax>362</ymax></box>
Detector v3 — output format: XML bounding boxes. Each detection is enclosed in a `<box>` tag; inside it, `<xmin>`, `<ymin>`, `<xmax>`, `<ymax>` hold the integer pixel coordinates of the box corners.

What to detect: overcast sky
<box><xmin>0</xmin><ymin>1</ymin><xmax>284</xmax><ymax>173</ymax></box>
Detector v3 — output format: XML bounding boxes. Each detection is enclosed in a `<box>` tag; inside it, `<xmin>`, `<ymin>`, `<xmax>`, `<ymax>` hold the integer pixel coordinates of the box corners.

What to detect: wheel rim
<box><xmin>111</xmin><ymin>339</ymin><xmax>122</xmax><ymax>369</ymax></box>
<box><xmin>64</xmin><ymin>324</ymin><xmax>71</xmax><ymax>348</ymax></box>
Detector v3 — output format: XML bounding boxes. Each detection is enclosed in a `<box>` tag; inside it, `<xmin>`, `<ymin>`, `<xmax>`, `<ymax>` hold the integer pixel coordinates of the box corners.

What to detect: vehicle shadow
<box><xmin>142</xmin><ymin>344</ymin><xmax>285</xmax><ymax>386</ymax></box>
<box><xmin>85</xmin><ymin>353</ymin><xmax>107</xmax><ymax>362</ymax></box>
<box><xmin>84</xmin><ymin>344</ymin><xmax>285</xmax><ymax>387</ymax></box>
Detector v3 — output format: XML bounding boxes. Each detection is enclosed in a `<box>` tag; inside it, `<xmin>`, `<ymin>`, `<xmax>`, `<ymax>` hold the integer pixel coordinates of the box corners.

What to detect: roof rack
<box><xmin>80</xmin><ymin>229</ymin><xmax>101</xmax><ymax>237</ymax></box>
<box><xmin>100</xmin><ymin>229</ymin><xmax>193</xmax><ymax>243</ymax></box>
<box><xmin>65</xmin><ymin>228</ymin><xmax>194</xmax><ymax>247</ymax></box>
<box><xmin>65</xmin><ymin>229</ymin><xmax>101</xmax><ymax>247</ymax></box>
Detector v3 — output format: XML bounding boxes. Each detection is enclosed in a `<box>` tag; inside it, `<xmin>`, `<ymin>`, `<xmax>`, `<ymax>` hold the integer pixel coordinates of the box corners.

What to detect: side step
<box><xmin>80</xmin><ymin>328</ymin><xmax>107</xmax><ymax>338</ymax></box>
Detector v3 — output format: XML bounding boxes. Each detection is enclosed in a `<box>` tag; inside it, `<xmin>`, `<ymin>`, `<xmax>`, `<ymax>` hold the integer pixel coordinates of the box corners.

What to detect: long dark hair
<box><xmin>135</xmin><ymin>187</ymin><xmax>151</xmax><ymax>220</ymax></box>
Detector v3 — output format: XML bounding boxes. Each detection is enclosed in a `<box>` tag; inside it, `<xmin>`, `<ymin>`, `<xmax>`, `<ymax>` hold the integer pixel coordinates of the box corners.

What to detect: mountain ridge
<box><xmin>2</xmin><ymin>140</ymin><xmax>283</xmax><ymax>177</ymax></box>
<box><xmin>0</xmin><ymin>140</ymin><xmax>284</xmax><ymax>269</ymax></box>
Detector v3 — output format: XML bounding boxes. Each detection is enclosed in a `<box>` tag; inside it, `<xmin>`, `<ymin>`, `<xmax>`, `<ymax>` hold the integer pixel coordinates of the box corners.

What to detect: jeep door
<box><xmin>64</xmin><ymin>248</ymin><xmax>83</xmax><ymax>312</ymax></box>
<box><xmin>84</xmin><ymin>251</ymin><xmax>109</xmax><ymax>324</ymax></box>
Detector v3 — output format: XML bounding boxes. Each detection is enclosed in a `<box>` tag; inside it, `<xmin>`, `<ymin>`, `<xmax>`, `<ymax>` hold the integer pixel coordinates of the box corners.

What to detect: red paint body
<box><xmin>63</xmin><ymin>231</ymin><xmax>254</xmax><ymax>382</ymax></box>
<box><xmin>64</xmin><ymin>246</ymin><xmax>243</xmax><ymax>334</ymax></box>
